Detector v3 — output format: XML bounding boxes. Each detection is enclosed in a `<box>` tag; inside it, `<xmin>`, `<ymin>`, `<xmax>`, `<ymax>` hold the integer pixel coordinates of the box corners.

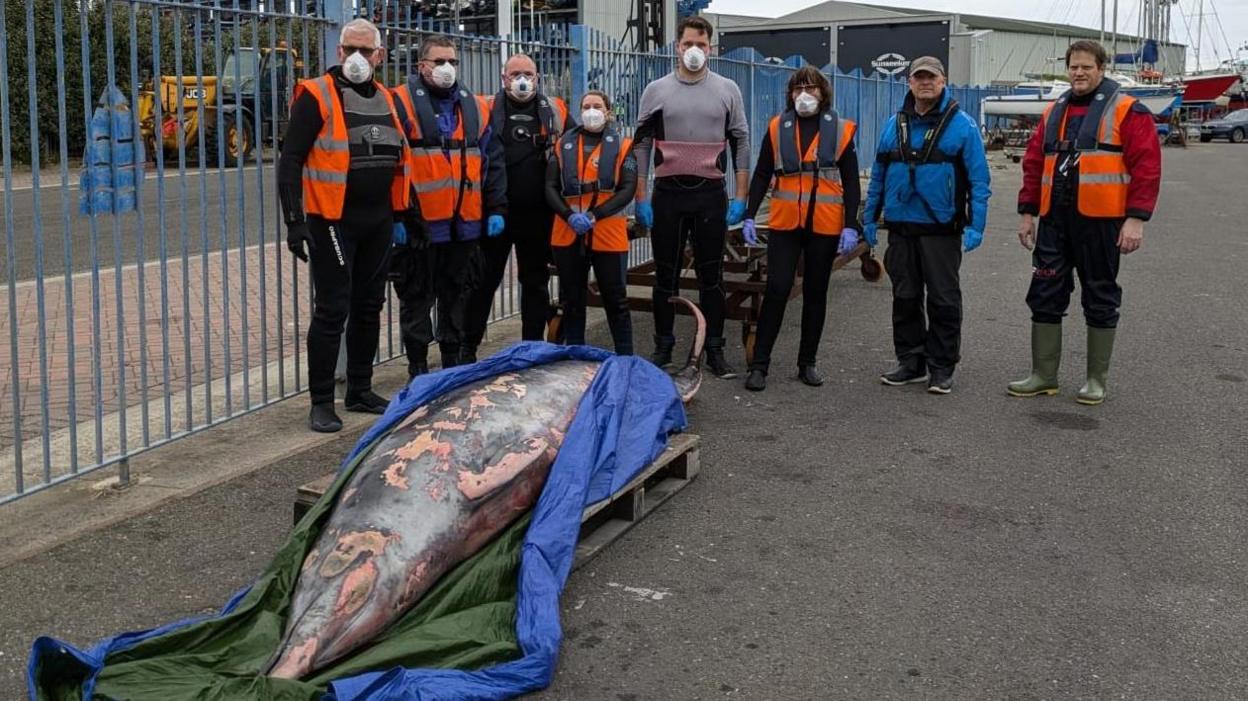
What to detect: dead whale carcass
<box><xmin>268</xmin><ymin>298</ymin><xmax>705</xmax><ymax>679</ymax></box>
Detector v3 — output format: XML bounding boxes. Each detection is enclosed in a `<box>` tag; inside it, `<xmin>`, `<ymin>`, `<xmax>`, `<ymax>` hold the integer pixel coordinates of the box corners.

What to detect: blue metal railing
<box><xmin>0</xmin><ymin>0</ymin><xmax>334</xmax><ymax>504</ymax></box>
<box><xmin>0</xmin><ymin>5</ymin><xmax>1008</xmax><ymax>505</ymax></box>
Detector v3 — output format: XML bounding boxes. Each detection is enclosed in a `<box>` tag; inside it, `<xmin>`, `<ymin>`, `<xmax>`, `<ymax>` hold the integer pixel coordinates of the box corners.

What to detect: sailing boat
<box><xmin>982</xmin><ymin>76</ymin><xmax>1181</xmax><ymax>118</ymax></box>
<box><xmin>1176</xmin><ymin>72</ymin><xmax>1240</xmax><ymax>103</ymax></box>
<box><xmin>981</xmin><ymin>0</ymin><xmax>1183</xmax><ymax>119</ymax></box>
<box><xmin>1169</xmin><ymin>0</ymin><xmax>1243</xmax><ymax>105</ymax></box>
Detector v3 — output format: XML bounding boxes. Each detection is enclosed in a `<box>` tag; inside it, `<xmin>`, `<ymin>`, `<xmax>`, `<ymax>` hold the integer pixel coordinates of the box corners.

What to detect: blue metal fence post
<box><xmin>570</xmin><ymin>24</ymin><xmax>589</xmax><ymax>107</ymax></box>
<box><xmin>323</xmin><ymin>0</ymin><xmax>349</xmax><ymax>72</ymax></box>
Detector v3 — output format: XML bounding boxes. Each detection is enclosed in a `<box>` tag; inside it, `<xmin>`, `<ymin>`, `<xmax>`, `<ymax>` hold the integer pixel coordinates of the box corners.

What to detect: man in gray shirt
<box><xmin>633</xmin><ymin>14</ymin><xmax>750</xmax><ymax>378</ymax></box>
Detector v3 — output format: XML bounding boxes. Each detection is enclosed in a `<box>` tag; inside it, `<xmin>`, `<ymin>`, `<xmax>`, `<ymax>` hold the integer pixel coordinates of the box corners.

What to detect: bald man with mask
<box><xmin>462</xmin><ymin>53</ymin><xmax>573</xmax><ymax>361</ymax></box>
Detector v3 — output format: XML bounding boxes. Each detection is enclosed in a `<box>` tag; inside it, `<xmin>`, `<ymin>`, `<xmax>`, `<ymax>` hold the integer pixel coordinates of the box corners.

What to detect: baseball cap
<box><xmin>909</xmin><ymin>56</ymin><xmax>945</xmax><ymax>78</ymax></box>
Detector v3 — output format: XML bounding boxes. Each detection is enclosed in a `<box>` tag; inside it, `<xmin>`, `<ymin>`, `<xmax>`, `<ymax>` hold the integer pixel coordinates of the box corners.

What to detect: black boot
<box><xmin>440</xmin><ymin>345</ymin><xmax>460</xmax><ymax>370</ymax></box>
<box><xmin>797</xmin><ymin>364</ymin><xmax>824</xmax><ymax>387</ymax></box>
<box><xmin>408</xmin><ymin>360</ymin><xmax>429</xmax><ymax>381</ymax></box>
<box><xmin>880</xmin><ymin>359</ymin><xmax>927</xmax><ymax>386</ymax></box>
<box><xmin>407</xmin><ymin>345</ymin><xmax>429</xmax><ymax>381</ymax></box>
<box><xmin>309</xmin><ymin>402</ymin><xmax>343</xmax><ymax>433</ymax></box>
<box><xmin>344</xmin><ymin>387</ymin><xmax>389</xmax><ymax>414</ymax></box>
<box><xmin>460</xmin><ymin>346</ymin><xmax>478</xmax><ymax>365</ymax></box>
<box><xmin>704</xmin><ymin>338</ymin><xmax>738</xmax><ymax>379</ymax></box>
<box><xmin>744</xmin><ymin>369</ymin><xmax>767</xmax><ymax>391</ymax></box>
<box><xmin>650</xmin><ymin>335</ymin><xmax>675</xmax><ymax>368</ymax></box>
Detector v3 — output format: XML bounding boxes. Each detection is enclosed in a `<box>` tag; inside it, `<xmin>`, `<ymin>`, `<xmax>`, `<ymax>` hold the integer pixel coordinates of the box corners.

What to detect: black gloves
<box><xmin>286</xmin><ymin>221</ymin><xmax>313</xmax><ymax>262</ymax></box>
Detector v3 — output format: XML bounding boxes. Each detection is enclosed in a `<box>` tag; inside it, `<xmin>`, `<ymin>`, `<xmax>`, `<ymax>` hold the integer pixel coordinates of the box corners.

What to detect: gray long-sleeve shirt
<box><xmin>632</xmin><ymin>70</ymin><xmax>750</xmax><ymax>188</ymax></box>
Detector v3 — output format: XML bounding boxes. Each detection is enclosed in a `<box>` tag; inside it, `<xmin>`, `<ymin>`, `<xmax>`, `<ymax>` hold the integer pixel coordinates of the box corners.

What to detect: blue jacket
<box><xmin>864</xmin><ymin>89</ymin><xmax>990</xmax><ymax>233</ymax></box>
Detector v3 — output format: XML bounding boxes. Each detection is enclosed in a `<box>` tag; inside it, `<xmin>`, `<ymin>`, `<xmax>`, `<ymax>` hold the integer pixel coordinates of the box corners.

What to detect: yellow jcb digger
<box><xmin>137</xmin><ymin>44</ymin><xmax>302</xmax><ymax>166</ymax></box>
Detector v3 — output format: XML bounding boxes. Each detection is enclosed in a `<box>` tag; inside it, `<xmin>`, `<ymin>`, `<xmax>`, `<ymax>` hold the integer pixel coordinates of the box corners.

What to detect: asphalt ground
<box><xmin>2</xmin><ymin>143</ymin><xmax>1247</xmax><ymax>700</ymax></box>
<box><xmin>0</xmin><ymin>162</ymin><xmax>279</xmax><ymax>285</ymax></box>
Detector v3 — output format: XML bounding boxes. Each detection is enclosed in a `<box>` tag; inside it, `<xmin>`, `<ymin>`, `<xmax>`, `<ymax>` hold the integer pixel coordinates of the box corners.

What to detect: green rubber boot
<box><xmin>1007</xmin><ymin>322</ymin><xmax>1063</xmax><ymax>397</ymax></box>
<box><xmin>1076</xmin><ymin>327</ymin><xmax>1116</xmax><ymax>406</ymax></box>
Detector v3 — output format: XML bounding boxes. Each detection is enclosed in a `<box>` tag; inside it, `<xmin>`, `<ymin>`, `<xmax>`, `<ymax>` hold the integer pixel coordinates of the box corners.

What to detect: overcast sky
<box><xmin>706</xmin><ymin>0</ymin><xmax>1248</xmax><ymax>71</ymax></box>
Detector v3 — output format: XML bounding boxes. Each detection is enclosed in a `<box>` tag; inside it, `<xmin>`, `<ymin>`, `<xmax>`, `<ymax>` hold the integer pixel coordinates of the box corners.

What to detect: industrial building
<box><xmin>705</xmin><ymin>1</ymin><xmax>1187</xmax><ymax>86</ymax></box>
<box><xmin>365</xmin><ymin>1</ymin><xmax>679</xmax><ymax>51</ymax></box>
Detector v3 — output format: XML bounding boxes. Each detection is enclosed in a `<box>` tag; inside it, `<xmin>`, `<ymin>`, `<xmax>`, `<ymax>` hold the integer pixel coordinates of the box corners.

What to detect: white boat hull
<box><xmin>983</xmin><ymin>92</ymin><xmax>1178</xmax><ymax>118</ymax></box>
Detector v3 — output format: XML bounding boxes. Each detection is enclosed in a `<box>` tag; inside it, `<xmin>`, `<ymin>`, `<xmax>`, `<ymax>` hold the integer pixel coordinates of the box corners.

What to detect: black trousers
<box><xmin>390</xmin><ymin>238</ymin><xmax>481</xmax><ymax>371</ymax></box>
<box><xmin>306</xmin><ymin>214</ymin><xmax>391</xmax><ymax>405</ymax></box>
<box><xmin>1026</xmin><ymin>211</ymin><xmax>1123</xmax><ymax>329</ymax></box>
<box><xmin>553</xmin><ymin>244</ymin><xmax>633</xmax><ymax>355</ymax></box>
<box><xmin>463</xmin><ymin>207</ymin><xmax>555</xmax><ymax>349</ymax></box>
<box><xmin>750</xmin><ymin>227</ymin><xmax>840</xmax><ymax>372</ymax></box>
<box><xmin>883</xmin><ymin>224</ymin><xmax>963</xmax><ymax>371</ymax></box>
<box><xmin>651</xmin><ymin>186</ymin><xmax>728</xmax><ymax>341</ymax></box>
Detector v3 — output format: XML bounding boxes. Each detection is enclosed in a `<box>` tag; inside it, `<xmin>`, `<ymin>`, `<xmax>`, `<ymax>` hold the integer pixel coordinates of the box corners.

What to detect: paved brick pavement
<box><xmin>0</xmin><ymin>242</ymin><xmax>311</xmax><ymax>486</ymax></box>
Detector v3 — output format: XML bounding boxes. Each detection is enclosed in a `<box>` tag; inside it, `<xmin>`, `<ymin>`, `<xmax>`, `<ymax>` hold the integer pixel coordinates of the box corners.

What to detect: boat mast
<box><xmin>1196</xmin><ymin>0</ymin><xmax>1204</xmax><ymax>71</ymax></box>
<box><xmin>1158</xmin><ymin>0</ymin><xmax>1168</xmax><ymax>73</ymax></box>
<box><xmin>1112</xmin><ymin>0</ymin><xmax>1119</xmax><ymax>57</ymax></box>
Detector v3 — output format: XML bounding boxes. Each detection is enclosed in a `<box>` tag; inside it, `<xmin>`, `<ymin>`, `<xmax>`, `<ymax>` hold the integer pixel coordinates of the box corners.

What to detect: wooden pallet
<box><xmin>573</xmin><ymin>432</ymin><xmax>700</xmax><ymax>570</ymax></box>
<box><xmin>292</xmin><ymin>433</ymin><xmax>701</xmax><ymax>571</ymax></box>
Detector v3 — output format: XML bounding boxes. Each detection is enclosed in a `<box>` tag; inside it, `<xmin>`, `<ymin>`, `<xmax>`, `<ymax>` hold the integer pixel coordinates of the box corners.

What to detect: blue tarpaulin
<box><xmin>28</xmin><ymin>342</ymin><xmax>688</xmax><ymax>700</ymax></box>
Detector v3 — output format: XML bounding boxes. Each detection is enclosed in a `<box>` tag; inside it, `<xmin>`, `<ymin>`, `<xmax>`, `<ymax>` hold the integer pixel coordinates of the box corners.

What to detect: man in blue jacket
<box><xmin>863</xmin><ymin>56</ymin><xmax>991</xmax><ymax>394</ymax></box>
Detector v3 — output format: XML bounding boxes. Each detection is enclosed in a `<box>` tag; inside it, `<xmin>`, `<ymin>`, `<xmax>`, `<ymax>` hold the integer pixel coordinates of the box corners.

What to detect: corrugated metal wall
<box><xmin>957</xmin><ymin>30</ymin><xmax>1187</xmax><ymax>86</ymax></box>
<box><xmin>581</xmin><ymin>0</ymin><xmax>675</xmax><ymax>49</ymax></box>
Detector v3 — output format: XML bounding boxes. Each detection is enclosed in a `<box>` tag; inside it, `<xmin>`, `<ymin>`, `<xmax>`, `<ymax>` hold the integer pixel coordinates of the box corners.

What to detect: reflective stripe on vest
<box><xmin>771</xmin><ymin>190</ymin><xmax>844</xmax><ymax>204</ymax></box>
<box><xmin>552</xmin><ymin>129</ymin><xmax>633</xmax><ymax>253</ymax></box>
<box><xmin>306</xmin><ymin>169</ymin><xmax>348</xmax><ymax>184</ymax></box>
<box><xmin>1039</xmin><ymin>78</ymin><xmax>1134</xmax><ymax>219</ymax></box>
<box><xmin>299</xmin><ymin>75</ymin><xmax>410</xmax><ymax>220</ymax></box>
<box><xmin>767</xmin><ymin>111</ymin><xmax>855</xmax><ymax>235</ymax></box>
<box><xmin>394</xmin><ymin>80</ymin><xmax>489</xmax><ymax>227</ymax></box>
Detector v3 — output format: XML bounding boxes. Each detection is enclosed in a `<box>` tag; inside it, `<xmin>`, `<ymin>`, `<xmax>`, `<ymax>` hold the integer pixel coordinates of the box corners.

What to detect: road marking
<box><xmin>606</xmin><ymin>582</ymin><xmax>672</xmax><ymax>602</ymax></box>
<box><xmin>4</xmin><ymin>163</ymin><xmax>271</xmax><ymax>192</ymax></box>
<box><xmin>0</xmin><ymin>240</ymin><xmax>281</xmax><ymax>293</ymax></box>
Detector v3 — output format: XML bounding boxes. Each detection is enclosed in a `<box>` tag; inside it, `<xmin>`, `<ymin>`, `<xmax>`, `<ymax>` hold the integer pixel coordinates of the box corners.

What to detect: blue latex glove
<box><xmin>726</xmin><ymin>199</ymin><xmax>747</xmax><ymax>226</ymax></box>
<box><xmin>863</xmin><ymin>221</ymin><xmax>879</xmax><ymax>248</ymax></box>
<box><xmin>837</xmin><ymin>227</ymin><xmax>859</xmax><ymax>256</ymax></box>
<box><xmin>635</xmin><ymin>200</ymin><xmax>654</xmax><ymax>229</ymax></box>
<box><xmin>741</xmin><ymin>218</ymin><xmax>759</xmax><ymax>246</ymax></box>
<box><xmin>569</xmin><ymin>212</ymin><xmax>593</xmax><ymax>236</ymax></box>
<box><xmin>487</xmin><ymin>214</ymin><xmax>505</xmax><ymax>238</ymax></box>
<box><xmin>392</xmin><ymin>221</ymin><xmax>407</xmax><ymax>246</ymax></box>
<box><xmin>963</xmin><ymin>227</ymin><xmax>983</xmax><ymax>253</ymax></box>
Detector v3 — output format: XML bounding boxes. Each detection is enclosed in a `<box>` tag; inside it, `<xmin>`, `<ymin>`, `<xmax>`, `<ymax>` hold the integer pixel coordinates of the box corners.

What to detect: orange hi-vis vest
<box><xmin>487</xmin><ymin>92</ymin><xmax>568</xmax><ymax>148</ymax></box>
<box><xmin>552</xmin><ymin>127</ymin><xmax>633</xmax><ymax>253</ymax></box>
<box><xmin>767</xmin><ymin>110</ymin><xmax>856</xmax><ymax>235</ymax></box>
<box><xmin>294</xmin><ymin>74</ymin><xmax>410</xmax><ymax>220</ymax></box>
<box><xmin>392</xmin><ymin>79</ymin><xmax>492</xmax><ymax>236</ymax></box>
<box><xmin>1040</xmin><ymin>78</ymin><xmax>1135</xmax><ymax>219</ymax></box>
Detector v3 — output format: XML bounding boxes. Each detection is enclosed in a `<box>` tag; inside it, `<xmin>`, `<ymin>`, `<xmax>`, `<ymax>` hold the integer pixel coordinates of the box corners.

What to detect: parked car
<box><xmin>1199</xmin><ymin>109</ymin><xmax>1248</xmax><ymax>143</ymax></box>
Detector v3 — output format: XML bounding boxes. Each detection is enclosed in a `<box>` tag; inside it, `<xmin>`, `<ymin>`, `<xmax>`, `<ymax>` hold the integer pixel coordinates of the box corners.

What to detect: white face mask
<box><xmin>430</xmin><ymin>62</ymin><xmax>457</xmax><ymax>89</ymax></box>
<box><xmin>342</xmin><ymin>51</ymin><xmax>373</xmax><ymax>84</ymax></box>
<box><xmin>795</xmin><ymin>91</ymin><xmax>819</xmax><ymax>117</ymax></box>
<box><xmin>682</xmin><ymin>46</ymin><xmax>707</xmax><ymax>72</ymax></box>
<box><xmin>581</xmin><ymin>108</ymin><xmax>606</xmax><ymax>132</ymax></box>
<box><xmin>508</xmin><ymin>76</ymin><xmax>536</xmax><ymax>102</ymax></box>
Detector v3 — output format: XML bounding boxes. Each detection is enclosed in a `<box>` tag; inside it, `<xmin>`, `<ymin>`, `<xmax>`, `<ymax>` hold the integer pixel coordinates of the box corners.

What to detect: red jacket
<box><xmin>1017</xmin><ymin>98</ymin><xmax>1161</xmax><ymax>221</ymax></box>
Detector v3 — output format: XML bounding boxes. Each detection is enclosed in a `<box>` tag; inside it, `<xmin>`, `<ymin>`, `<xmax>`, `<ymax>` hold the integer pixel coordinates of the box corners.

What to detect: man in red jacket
<box><xmin>1009</xmin><ymin>40</ymin><xmax>1161</xmax><ymax>406</ymax></box>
